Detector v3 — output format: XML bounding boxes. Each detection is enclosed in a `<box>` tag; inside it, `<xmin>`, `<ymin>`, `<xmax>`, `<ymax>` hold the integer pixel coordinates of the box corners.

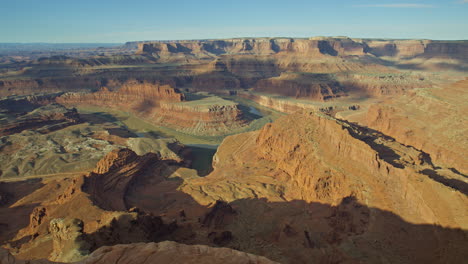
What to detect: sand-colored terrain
<box><xmin>0</xmin><ymin>37</ymin><xmax>466</xmax><ymax>264</ymax></box>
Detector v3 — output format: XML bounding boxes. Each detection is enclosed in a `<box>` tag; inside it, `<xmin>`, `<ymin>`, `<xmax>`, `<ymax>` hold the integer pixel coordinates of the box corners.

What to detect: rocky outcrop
<box><xmin>49</xmin><ymin>218</ymin><xmax>90</xmax><ymax>262</ymax></box>
<box><xmin>362</xmin><ymin>79</ymin><xmax>468</xmax><ymax>175</ymax></box>
<box><xmin>56</xmin><ymin>80</ymin><xmax>184</xmax><ymax>107</ymax></box>
<box><xmin>254</xmin><ymin>73</ymin><xmax>345</xmax><ymax>100</ymax></box>
<box><xmin>2</xmin><ymin>37</ymin><xmax>466</xmax><ymax>101</ymax></box>
<box><xmin>239</xmin><ymin>92</ymin><xmax>355</xmax><ymax>114</ymax></box>
<box><xmin>1</xmin><ymin>111</ymin><xmax>467</xmax><ymax>263</ymax></box>
<box><xmin>239</xmin><ymin>92</ymin><xmax>317</xmax><ymax>113</ymax></box>
<box><xmin>158</xmin><ymin>100</ymin><xmax>247</xmax><ymax>135</ymax></box>
<box><xmin>181</xmin><ymin>111</ymin><xmax>468</xmax><ymax>263</ymax></box>
<box><xmin>136</xmin><ymin>37</ymin><xmax>369</xmax><ymax>58</ymax></box>
<box><xmin>137</xmin><ymin>38</ymin><xmax>468</xmax><ymax>61</ymax></box>
<box><xmin>365</xmin><ymin>39</ymin><xmax>428</xmax><ymax>57</ymax></box>
<box><xmin>0</xmin><ymin>102</ymin><xmax>81</xmax><ymax>136</ymax></box>
<box><xmin>91</xmin><ymin>148</ymin><xmax>139</xmax><ymax>175</ymax></box>
<box><xmin>0</xmin><ymin>78</ymin><xmax>102</xmax><ymax>97</ymax></box>
<box><xmin>84</xmin><ymin>149</ymin><xmax>162</xmax><ymax>211</ymax></box>
<box><xmin>340</xmin><ymin>73</ymin><xmax>433</xmax><ymax>96</ymax></box>
<box><xmin>1</xmin><ymin>148</ymin><xmax>182</xmax><ymax>261</ymax></box>
<box><xmin>366</xmin><ymin>39</ymin><xmax>468</xmax><ymax>59</ymax></box>
<box><xmin>57</xmin><ymin>81</ymin><xmax>248</xmax><ymax>135</ymax></box>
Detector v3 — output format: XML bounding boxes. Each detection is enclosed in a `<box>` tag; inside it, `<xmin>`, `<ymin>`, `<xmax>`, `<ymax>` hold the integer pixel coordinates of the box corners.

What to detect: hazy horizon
<box><xmin>1</xmin><ymin>36</ymin><xmax>468</xmax><ymax>45</ymax></box>
<box><xmin>1</xmin><ymin>0</ymin><xmax>467</xmax><ymax>43</ymax></box>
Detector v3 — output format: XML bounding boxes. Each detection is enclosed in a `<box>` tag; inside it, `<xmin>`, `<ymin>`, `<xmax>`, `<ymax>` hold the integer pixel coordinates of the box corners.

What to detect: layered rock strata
<box><xmin>57</xmin><ymin>80</ymin><xmax>247</xmax><ymax>135</ymax></box>
<box><xmin>0</xmin><ymin>149</ymin><xmax>180</xmax><ymax>261</ymax></box>
<box><xmin>137</xmin><ymin>37</ymin><xmax>468</xmax><ymax>60</ymax></box>
<box><xmin>56</xmin><ymin>80</ymin><xmax>184</xmax><ymax>106</ymax></box>
<box><xmin>0</xmin><ymin>103</ymin><xmax>81</xmax><ymax>136</ymax></box>
<box><xmin>362</xmin><ymin>79</ymin><xmax>468</xmax><ymax>174</ymax></box>
<box><xmin>180</xmin><ymin>112</ymin><xmax>468</xmax><ymax>263</ymax></box>
<box><xmin>1</xmin><ymin>110</ymin><xmax>467</xmax><ymax>264</ymax></box>
<box><xmin>254</xmin><ymin>73</ymin><xmax>345</xmax><ymax>101</ymax></box>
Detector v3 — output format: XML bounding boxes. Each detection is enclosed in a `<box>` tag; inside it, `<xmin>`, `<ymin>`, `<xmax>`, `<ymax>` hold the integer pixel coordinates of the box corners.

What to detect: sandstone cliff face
<box><xmin>0</xmin><ymin>103</ymin><xmax>81</xmax><ymax>136</ymax></box>
<box><xmin>137</xmin><ymin>37</ymin><xmax>370</xmax><ymax>58</ymax></box>
<box><xmin>365</xmin><ymin>39</ymin><xmax>468</xmax><ymax>59</ymax></box>
<box><xmin>1</xmin><ymin>112</ymin><xmax>467</xmax><ymax>263</ymax></box>
<box><xmin>239</xmin><ymin>92</ymin><xmax>356</xmax><ymax>114</ymax></box>
<box><xmin>2</xmin><ymin>37</ymin><xmax>465</xmax><ymax>101</ymax></box>
<box><xmin>181</xmin><ymin>111</ymin><xmax>468</xmax><ymax>263</ymax></box>
<box><xmin>365</xmin><ymin>40</ymin><xmax>428</xmax><ymax>57</ymax></box>
<box><xmin>1</xmin><ymin>148</ymin><xmax>181</xmax><ymax>261</ymax></box>
<box><xmin>137</xmin><ymin>38</ymin><xmax>468</xmax><ymax>61</ymax></box>
<box><xmin>56</xmin><ymin>80</ymin><xmax>184</xmax><ymax>107</ymax></box>
<box><xmin>49</xmin><ymin>218</ymin><xmax>90</xmax><ymax>262</ymax></box>
<box><xmin>0</xmin><ymin>78</ymin><xmax>102</xmax><ymax>97</ymax></box>
<box><xmin>84</xmin><ymin>149</ymin><xmax>162</xmax><ymax>211</ymax></box>
<box><xmin>340</xmin><ymin>73</ymin><xmax>433</xmax><ymax>96</ymax></box>
<box><xmin>239</xmin><ymin>92</ymin><xmax>322</xmax><ymax>113</ymax></box>
<box><xmin>158</xmin><ymin>101</ymin><xmax>247</xmax><ymax>135</ymax></box>
<box><xmin>56</xmin><ymin>80</ymin><xmax>247</xmax><ymax>135</ymax></box>
<box><xmin>254</xmin><ymin>71</ymin><xmax>346</xmax><ymax>101</ymax></box>
<box><xmin>362</xmin><ymin>79</ymin><xmax>468</xmax><ymax>175</ymax></box>
<box><xmin>254</xmin><ymin>73</ymin><xmax>345</xmax><ymax>101</ymax></box>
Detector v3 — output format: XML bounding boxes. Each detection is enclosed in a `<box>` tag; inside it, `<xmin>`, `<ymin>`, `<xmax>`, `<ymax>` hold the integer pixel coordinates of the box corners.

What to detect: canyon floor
<box><xmin>0</xmin><ymin>37</ymin><xmax>467</xmax><ymax>264</ymax></box>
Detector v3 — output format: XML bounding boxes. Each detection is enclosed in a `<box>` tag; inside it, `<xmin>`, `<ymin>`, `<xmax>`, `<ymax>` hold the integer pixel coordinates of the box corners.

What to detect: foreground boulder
<box><xmin>49</xmin><ymin>219</ymin><xmax>90</xmax><ymax>262</ymax></box>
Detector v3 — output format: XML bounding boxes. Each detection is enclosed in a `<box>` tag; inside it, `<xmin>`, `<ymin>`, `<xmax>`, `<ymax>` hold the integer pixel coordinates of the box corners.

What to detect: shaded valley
<box><xmin>0</xmin><ymin>36</ymin><xmax>467</xmax><ymax>264</ymax></box>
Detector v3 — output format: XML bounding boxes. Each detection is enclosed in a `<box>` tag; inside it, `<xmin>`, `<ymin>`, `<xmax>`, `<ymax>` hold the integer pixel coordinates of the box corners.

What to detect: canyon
<box><xmin>55</xmin><ymin>80</ymin><xmax>249</xmax><ymax>136</ymax></box>
<box><xmin>1</xmin><ymin>112</ymin><xmax>466</xmax><ymax>263</ymax></box>
<box><xmin>0</xmin><ymin>36</ymin><xmax>466</xmax><ymax>264</ymax></box>
<box><xmin>135</xmin><ymin>37</ymin><xmax>468</xmax><ymax>60</ymax></box>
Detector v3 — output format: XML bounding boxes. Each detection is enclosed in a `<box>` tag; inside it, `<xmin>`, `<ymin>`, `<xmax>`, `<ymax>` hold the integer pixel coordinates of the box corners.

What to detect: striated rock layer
<box><xmin>136</xmin><ymin>37</ymin><xmax>368</xmax><ymax>59</ymax></box>
<box><xmin>56</xmin><ymin>80</ymin><xmax>184</xmax><ymax>106</ymax></box>
<box><xmin>0</xmin><ymin>103</ymin><xmax>80</xmax><ymax>137</ymax></box>
<box><xmin>136</xmin><ymin>37</ymin><xmax>468</xmax><ymax>60</ymax></box>
<box><xmin>362</xmin><ymin>79</ymin><xmax>468</xmax><ymax>175</ymax></box>
<box><xmin>254</xmin><ymin>72</ymin><xmax>345</xmax><ymax>101</ymax></box>
<box><xmin>1</xmin><ymin>37</ymin><xmax>466</xmax><ymax>100</ymax></box>
<box><xmin>56</xmin><ymin>80</ymin><xmax>248</xmax><ymax>135</ymax></box>
<box><xmin>0</xmin><ymin>148</ymin><xmax>180</xmax><ymax>261</ymax></box>
<box><xmin>1</xmin><ymin>112</ymin><xmax>467</xmax><ymax>263</ymax></box>
<box><xmin>180</xmin><ymin>111</ymin><xmax>468</xmax><ymax>263</ymax></box>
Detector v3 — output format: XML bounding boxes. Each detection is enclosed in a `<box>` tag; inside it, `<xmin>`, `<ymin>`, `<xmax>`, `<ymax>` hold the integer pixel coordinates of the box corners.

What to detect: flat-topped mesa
<box><xmin>254</xmin><ymin>73</ymin><xmax>346</xmax><ymax>101</ymax></box>
<box><xmin>57</xmin><ymin>80</ymin><xmax>184</xmax><ymax>107</ymax></box>
<box><xmin>136</xmin><ymin>37</ymin><xmax>468</xmax><ymax>60</ymax></box>
<box><xmin>0</xmin><ymin>102</ymin><xmax>81</xmax><ymax>136</ymax></box>
<box><xmin>57</xmin><ymin>81</ymin><xmax>248</xmax><ymax>135</ymax></box>
<box><xmin>365</xmin><ymin>39</ymin><xmax>468</xmax><ymax>59</ymax></box>
<box><xmin>158</xmin><ymin>97</ymin><xmax>247</xmax><ymax>135</ymax></box>
<box><xmin>117</xmin><ymin>80</ymin><xmax>185</xmax><ymax>102</ymax></box>
<box><xmin>136</xmin><ymin>37</ymin><xmax>368</xmax><ymax>57</ymax></box>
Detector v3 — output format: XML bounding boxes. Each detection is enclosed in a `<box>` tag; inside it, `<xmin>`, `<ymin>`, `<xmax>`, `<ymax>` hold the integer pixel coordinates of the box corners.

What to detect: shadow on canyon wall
<box><xmin>1</xmin><ymin>172</ymin><xmax>467</xmax><ymax>263</ymax></box>
<box><xmin>0</xmin><ymin>179</ymin><xmax>44</xmax><ymax>244</ymax></box>
<box><xmin>83</xmin><ymin>162</ymin><xmax>468</xmax><ymax>264</ymax></box>
<box><xmin>86</xmin><ymin>189</ymin><xmax>468</xmax><ymax>263</ymax></box>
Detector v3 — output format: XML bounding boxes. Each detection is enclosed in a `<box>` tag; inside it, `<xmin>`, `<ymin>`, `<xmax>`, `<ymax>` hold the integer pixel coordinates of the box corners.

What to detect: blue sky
<box><xmin>1</xmin><ymin>0</ymin><xmax>467</xmax><ymax>43</ymax></box>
